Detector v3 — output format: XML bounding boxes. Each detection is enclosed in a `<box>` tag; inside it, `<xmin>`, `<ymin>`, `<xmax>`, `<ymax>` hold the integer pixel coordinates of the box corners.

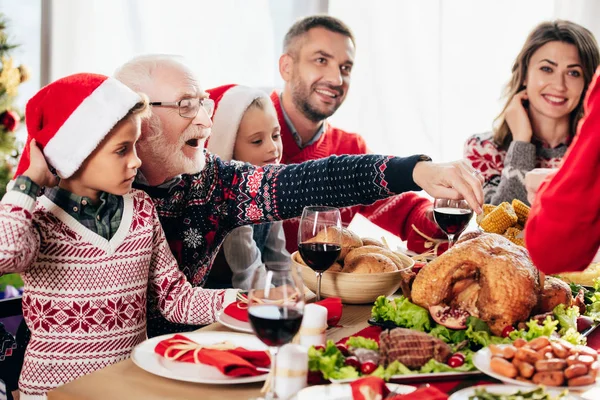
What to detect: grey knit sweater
<box><xmin>464</xmin><ymin>131</ymin><xmax>570</xmax><ymax>205</ymax></box>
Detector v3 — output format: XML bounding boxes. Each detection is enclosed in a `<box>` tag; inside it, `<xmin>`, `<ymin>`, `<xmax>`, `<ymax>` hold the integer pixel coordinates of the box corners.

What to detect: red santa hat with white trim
<box><xmin>206</xmin><ymin>84</ymin><xmax>273</xmax><ymax>161</ymax></box>
<box><xmin>15</xmin><ymin>72</ymin><xmax>141</xmax><ymax>179</ymax></box>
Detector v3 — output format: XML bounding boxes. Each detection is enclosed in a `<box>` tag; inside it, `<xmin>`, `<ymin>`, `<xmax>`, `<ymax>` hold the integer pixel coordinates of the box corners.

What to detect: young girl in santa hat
<box><xmin>0</xmin><ymin>73</ymin><xmax>239</xmax><ymax>399</ymax></box>
<box><xmin>206</xmin><ymin>85</ymin><xmax>289</xmax><ymax>289</ymax></box>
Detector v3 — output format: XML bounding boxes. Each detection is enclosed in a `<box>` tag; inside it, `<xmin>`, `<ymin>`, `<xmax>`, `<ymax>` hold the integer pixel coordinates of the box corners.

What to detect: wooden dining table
<box><xmin>47</xmin><ymin>304</ymin><xmax>375</xmax><ymax>400</ymax></box>
<box><xmin>47</xmin><ymin>302</ymin><xmax>600</xmax><ymax>400</ymax></box>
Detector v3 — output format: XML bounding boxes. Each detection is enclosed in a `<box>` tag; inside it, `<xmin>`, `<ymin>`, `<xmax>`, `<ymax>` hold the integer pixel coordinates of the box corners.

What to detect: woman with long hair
<box><xmin>465</xmin><ymin>20</ymin><xmax>600</xmax><ymax>205</ymax></box>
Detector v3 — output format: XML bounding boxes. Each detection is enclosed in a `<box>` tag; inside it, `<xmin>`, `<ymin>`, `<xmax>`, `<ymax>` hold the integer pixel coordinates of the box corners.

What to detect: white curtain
<box><xmin>4</xmin><ymin>0</ymin><xmax>600</xmax><ymax>160</ymax></box>
<box><xmin>327</xmin><ymin>0</ymin><xmax>600</xmax><ymax>162</ymax></box>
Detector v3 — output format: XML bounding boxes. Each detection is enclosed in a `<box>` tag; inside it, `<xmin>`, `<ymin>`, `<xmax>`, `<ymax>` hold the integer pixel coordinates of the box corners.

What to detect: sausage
<box><xmin>515</xmin><ymin>347</ymin><xmax>543</xmax><ymax>364</ymax></box>
<box><xmin>556</xmin><ymin>338</ymin><xmax>575</xmax><ymax>351</ymax></box>
<box><xmin>566</xmin><ymin>354</ymin><xmax>582</xmax><ymax>367</ymax></box>
<box><xmin>517</xmin><ymin>361</ymin><xmax>535</xmax><ymax>378</ymax></box>
<box><xmin>568</xmin><ymin>373</ymin><xmax>596</xmax><ymax>386</ymax></box>
<box><xmin>536</xmin><ymin>345</ymin><xmax>553</xmax><ymax>358</ymax></box>
<box><xmin>535</xmin><ymin>358</ymin><xmax>567</xmax><ymax>372</ymax></box>
<box><xmin>490</xmin><ymin>356</ymin><xmax>518</xmax><ymax>378</ymax></box>
<box><xmin>532</xmin><ymin>371</ymin><xmax>565</xmax><ymax>386</ymax></box>
<box><xmin>489</xmin><ymin>344</ymin><xmax>504</xmax><ymax>357</ymax></box>
<box><xmin>529</xmin><ymin>337</ymin><xmax>551</xmax><ymax>351</ymax></box>
<box><xmin>503</xmin><ymin>345</ymin><xmax>517</xmax><ymax>360</ymax></box>
<box><xmin>550</xmin><ymin>342</ymin><xmax>568</xmax><ymax>358</ymax></box>
<box><xmin>564</xmin><ymin>364</ymin><xmax>588</xmax><ymax>379</ymax></box>
<box><xmin>576</xmin><ymin>355</ymin><xmax>597</xmax><ymax>367</ymax></box>
<box><xmin>589</xmin><ymin>361</ymin><xmax>599</xmax><ymax>379</ymax></box>
<box><xmin>513</xmin><ymin>338</ymin><xmax>527</xmax><ymax>348</ymax></box>
<box><xmin>569</xmin><ymin>345</ymin><xmax>599</xmax><ymax>358</ymax></box>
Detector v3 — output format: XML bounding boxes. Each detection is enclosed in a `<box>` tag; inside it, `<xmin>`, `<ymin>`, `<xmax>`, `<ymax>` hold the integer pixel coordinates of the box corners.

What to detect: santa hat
<box><xmin>15</xmin><ymin>73</ymin><xmax>141</xmax><ymax>179</ymax></box>
<box><xmin>206</xmin><ymin>84</ymin><xmax>272</xmax><ymax>161</ymax></box>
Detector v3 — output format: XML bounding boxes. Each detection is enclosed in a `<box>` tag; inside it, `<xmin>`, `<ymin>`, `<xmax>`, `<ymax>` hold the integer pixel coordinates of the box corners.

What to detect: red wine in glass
<box><xmin>433</xmin><ymin>199</ymin><xmax>473</xmax><ymax>248</ymax></box>
<box><xmin>298</xmin><ymin>206</ymin><xmax>342</xmax><ymax>301</ymax></box>
<box><xmin>297</xmin><ymin>242</ymin><xmax>341</xmax><ymax>271</ymax></box>
<box><xmin>248</xmin><ymin>265</ymin><xmax>304</xmax><ymax>400</ymax></box>
<box><xmin>434</xmin><ymin>207</ymin><xmax>473</xmax><ymax>235</ymax></box>
<box><xmin>248</xmin><ymin>305</ymin><xmax>303</xmax><ymax>347</ymax></box>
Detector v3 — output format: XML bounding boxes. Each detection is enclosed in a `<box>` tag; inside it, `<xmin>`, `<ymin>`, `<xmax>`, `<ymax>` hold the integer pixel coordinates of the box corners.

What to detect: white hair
<box><xmin>113</xmin><ymin>54</ymin><xmax>190</xmax><ymax>92</ymax></box>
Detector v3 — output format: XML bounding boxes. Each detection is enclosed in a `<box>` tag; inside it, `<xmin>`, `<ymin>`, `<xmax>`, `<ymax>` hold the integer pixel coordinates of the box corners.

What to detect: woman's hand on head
<box><xmin>23</xmin><ymin>139</ymin><xmax>59</xmax><ymax>188</ymax></box>
<box><xmin>505</xmin><ymin>90</ymin><xmax>533</xmax><ymax>143</ymax></box>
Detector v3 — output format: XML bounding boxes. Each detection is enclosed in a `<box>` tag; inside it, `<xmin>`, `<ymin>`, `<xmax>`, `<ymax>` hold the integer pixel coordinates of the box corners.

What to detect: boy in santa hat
<box><xmin>0</xmin><ymin>73</ymin><xmax>239</xmax><ymax>399</ymax></box>
<box><xmin>206</xmin><ymin>85</ymin><xmax>289</xmax><ymax>289</ymax></box>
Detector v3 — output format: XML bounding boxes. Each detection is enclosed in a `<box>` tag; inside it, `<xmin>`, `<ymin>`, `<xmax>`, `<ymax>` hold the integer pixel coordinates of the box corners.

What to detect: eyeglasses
<box><xmin>149</xmin><ymin>97</ymin><xmax>215</xmax><ymax>119</ymax></box>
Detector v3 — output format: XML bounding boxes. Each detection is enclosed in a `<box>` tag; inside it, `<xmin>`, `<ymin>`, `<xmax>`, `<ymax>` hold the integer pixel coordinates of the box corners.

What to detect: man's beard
<box><xmin>290</xmin><ymin>74</ymin><xmax>341</xmax><ymax>123</ymax></box>
<box><xmin>140</xmin><ymin>117</ymin><xmax>206</xmax><ymax>181</ymax></box>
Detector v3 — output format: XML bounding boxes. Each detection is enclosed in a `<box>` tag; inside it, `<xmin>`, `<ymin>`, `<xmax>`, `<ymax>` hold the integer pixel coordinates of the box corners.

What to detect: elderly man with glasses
<box><xmin>111</xmin><ymin>54</ymin><xmax>484</xmax><ymax>337</ymax></box>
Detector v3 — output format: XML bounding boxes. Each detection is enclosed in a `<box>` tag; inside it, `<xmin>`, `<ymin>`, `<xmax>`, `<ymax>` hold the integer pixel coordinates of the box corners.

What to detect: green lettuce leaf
<box><xmin>308</xmin><ymin>340</ymin><xmax>359</xmax><ymax>380</ymax></box>
<box><xmin>346</xmin><ymin>336</ymin><xmax>379</xmax><ymax>351</ymax></box>
<box><xmin>509</xmin><ymin>316</ymin><xmax>559</xmax><ymax>341</ymax></box>
<box><xmin>371</xmin><ymin>295</ymin><xmax>431</xmax><ymax>331</ymax></box>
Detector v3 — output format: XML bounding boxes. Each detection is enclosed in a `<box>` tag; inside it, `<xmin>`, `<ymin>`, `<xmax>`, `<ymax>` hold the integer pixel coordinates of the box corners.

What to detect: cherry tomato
<box><xmin>336</xmin><ymin>343</ymin><xmax>349</xmax><ymax>356</ymax></box>
<box><xmin>447</xmin><ymin>354</ymin><xmax>465</xmax><ymax>368</ymax></box>
<box><xmin>313</xmin><ymin>345</ymin><xmax>325</xmax><ymax>352</ymax></box>
<box><xmin>501</xmin><ymin>325</ymin><xmax>516</xmax><ymax>338</ymax></box>
<box><xmin>344</xmin><ymin>356</ymin><xmax>360</xmax><ymax>369</ymax></box>
<box><xmin>361</xmin><ymin>361</ymin><xmax>377</xmax><ymax>375</ymax></box>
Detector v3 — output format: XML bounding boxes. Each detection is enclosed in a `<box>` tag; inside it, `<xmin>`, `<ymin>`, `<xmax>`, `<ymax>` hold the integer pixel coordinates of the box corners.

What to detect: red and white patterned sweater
<box><xmin>0</xmin><ymin>189</ymin><xmax>234</xmax><ymax>399</ymax></box>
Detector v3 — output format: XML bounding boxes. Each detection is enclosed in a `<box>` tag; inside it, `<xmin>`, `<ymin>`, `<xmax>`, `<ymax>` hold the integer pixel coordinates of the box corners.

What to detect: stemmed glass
<box><xmin>297</xmin><ymin>206</ymin><xmax>342</xmax><ymax>301</ymax></box>
<box><xmin>248</xmin><ymin>262</ymin><xmax>305</xmax><ymax>400</ymax></box>
<box><xmin>433</xmin><ymin>198</ymin><xmax>473</xmax><ymax>248</ymax></box>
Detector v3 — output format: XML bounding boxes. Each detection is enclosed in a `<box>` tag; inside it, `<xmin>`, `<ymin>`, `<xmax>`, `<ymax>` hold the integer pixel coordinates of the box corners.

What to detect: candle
<box><xmin>299</xmin><ymin>303</ymin><xmax>327</xmax><ymax>348</ymax></box>
<box><xmin>275</xmin><ymin>344</ymin><xmax>308</xmax><ymax>399</ymax></box>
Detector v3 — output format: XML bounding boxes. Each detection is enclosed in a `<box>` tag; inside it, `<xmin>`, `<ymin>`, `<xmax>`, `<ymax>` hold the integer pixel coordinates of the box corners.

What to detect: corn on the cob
<box><xmin>504</xmin><ymin>227</ymin><xmax>521</xmax><ymax>239</ymax></box>
<box><xmin>480</xmin><ymin>202</ymin><xmax>518</xmax><ymax>234</ymax></box>
<box><xmin>508</xmin><ymin>236</ymin><xmax>525</xmax><ymax>247</ymax></box>
<box><xmin>477</xmin><ymin>203</ymin><xmax>497</xmax><ymax>224</ymax></box>
<box><xmin>511</xmin><ymin>199</ymin><xmax>530</xmax><ymax>225</ymax></box>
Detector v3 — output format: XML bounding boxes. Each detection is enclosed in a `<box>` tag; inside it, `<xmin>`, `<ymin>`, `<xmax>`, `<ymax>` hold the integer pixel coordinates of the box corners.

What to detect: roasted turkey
<box><xmin>411</xmin><ymin>232</ymin><xmax>543</xmax><ymax>336</ymax></box>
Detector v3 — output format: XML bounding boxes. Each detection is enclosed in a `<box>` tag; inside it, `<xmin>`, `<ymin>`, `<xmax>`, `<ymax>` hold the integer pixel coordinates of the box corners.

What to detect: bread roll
<box><xmin>307</xmin><ymin>227</ymin><xmax>362</xmax><ymax>261</ymax></box>
<box><xmin>326</xmin><ymin>262</ymin><xmax>343</xmax><ymax>273</ymax></box>
<box><xmin>345</xmin><ymin>246</ymin><xmax>407</xmax><ymax>271</ymax></box>
<box><xmin>343</xmin><ymin>253</ymin><xmax>398</xmax><ymax>273</ymax></box>
<box><xmin>361</xmin><ymin>237</ymin><xmax>385</xmax><ymax>248</ymax></box>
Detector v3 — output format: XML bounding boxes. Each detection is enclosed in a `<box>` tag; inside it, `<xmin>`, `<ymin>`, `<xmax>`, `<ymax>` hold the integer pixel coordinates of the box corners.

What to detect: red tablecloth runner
<box><xmin>340</xmin><ymin>325</ymin><xmax>600</xmax><ymax>395</ymax></box>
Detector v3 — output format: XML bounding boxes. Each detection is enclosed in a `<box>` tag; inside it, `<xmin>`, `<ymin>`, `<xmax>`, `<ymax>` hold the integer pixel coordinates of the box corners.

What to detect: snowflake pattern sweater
<box><xmin>0</xmin><ymin>189</ymin><xmax>231</xmax><ymax>399</ymax></box>
<box><xmin>138</xmin><ymin>152</ymin><xmax>424</xmax><ymax>337</ymax></box>
<box><xmin>270</xmin><ymin>91</ymin><xmax>445</xmax><ymax>255</ymax></box>
<box><xmin>464</xmin><ymin>132</ymin><xmax>569</xmax><ymax>205</ymax></box>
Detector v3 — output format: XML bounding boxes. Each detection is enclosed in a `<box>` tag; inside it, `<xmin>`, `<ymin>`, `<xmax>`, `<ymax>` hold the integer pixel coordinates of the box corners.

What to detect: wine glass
<box><xmin>297</xmin><ymin>206</ymin><xmax>342</xmax><ymax>301</ymax></box>
<box><xmin>433</xmin><ymin>198</ymin><xmax>473</xmax><ymax>248</ymax></box>
<box><xmin>248</xmin><ymin>262</ymin><xmax>304</xmax><ymax>400</ymax></box>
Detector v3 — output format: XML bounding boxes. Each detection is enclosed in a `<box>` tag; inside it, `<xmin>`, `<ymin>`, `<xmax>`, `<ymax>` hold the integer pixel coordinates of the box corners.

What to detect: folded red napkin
<box><xmin>154</xmin><ymin>334</ymin><xmax>270</xmax><ymax>377</ymax></box>
<box><xmin>223</xmin><ymin>297</ymin><xmax>343</xmax><ymax>327</ymax></box>
<box><xmin>388</xmin><ymin>386</ymin><xmax>448</xmax><ymax>400</ymax></box>
<box><xmin>351</xmin><ymin>376</ymin><xmax>389</xmax><ymax>400</ymax></box>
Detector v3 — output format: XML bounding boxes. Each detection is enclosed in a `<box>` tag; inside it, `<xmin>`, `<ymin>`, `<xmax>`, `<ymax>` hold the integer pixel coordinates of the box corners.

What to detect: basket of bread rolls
<box><xmin>291</xmin><ymin>227</ymin><xmax>415</xmax><ymax>304</ymax></box>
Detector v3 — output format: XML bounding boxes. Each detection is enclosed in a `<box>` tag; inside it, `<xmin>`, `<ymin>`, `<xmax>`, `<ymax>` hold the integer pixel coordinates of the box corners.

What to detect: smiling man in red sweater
<box><xmin>271</xmin><ymin>15</ymin><xmax>446</xmax><ymax>254</ymax></box>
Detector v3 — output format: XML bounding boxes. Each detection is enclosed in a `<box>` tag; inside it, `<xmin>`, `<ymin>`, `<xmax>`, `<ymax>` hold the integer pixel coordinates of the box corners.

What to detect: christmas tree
<box><xmin>0</xmin><ymin>12</ymin><xmax>29</xmax><ymax>197</ymax></box>
<box><xmin>0</xmin><ymin>13</ymin><xmax>28</xmax><ymax>296</ymax></box>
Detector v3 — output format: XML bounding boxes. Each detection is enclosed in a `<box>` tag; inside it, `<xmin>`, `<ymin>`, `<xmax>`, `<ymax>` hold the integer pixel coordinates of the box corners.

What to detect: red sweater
<box><xmin>525</xmin><ymin>70</ymin><xmax>600</xmax><ymax>274</ymax></box>
<box><xmin>271</xmin><ymin>92</ymin><xmax>446</xmax><ymax>255</ymax></box>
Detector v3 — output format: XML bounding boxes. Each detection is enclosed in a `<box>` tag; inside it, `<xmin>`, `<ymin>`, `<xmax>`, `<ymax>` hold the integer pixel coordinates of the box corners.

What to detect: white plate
<box><xmin>295</xmin><ymin>383</ymin><xmax>415</xmax><ymax>400</ymax></box>
<box><xmin>331</xmin><ymin>370</ymin><xmax>481</xmax><ymax>384</ymax></box>
<box><xmin>131</xmin><ymin>331</ymin><xmax>268</xmax><ymax>384</ymax></box>
<box><xmin>473</xmin><ymin>346</ymin><xmax>599</xmax><ymax>391</ymax></box>
<box><xmin>216</xmin><ymin>309</ymin><xmax>253</xmax><ymax>333</ymax></box>
<box><xmin>449</xmin><ymin>384</ymin><xmax>583</xmax><ymax>400</ymax></box>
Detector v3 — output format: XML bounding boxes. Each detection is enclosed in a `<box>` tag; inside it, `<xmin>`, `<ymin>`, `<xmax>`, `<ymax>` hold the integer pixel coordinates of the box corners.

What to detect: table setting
<box><xmin>47</xmin><ymin>201</ymin><xmax>600</xmax><ymax>400</ymax></box>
